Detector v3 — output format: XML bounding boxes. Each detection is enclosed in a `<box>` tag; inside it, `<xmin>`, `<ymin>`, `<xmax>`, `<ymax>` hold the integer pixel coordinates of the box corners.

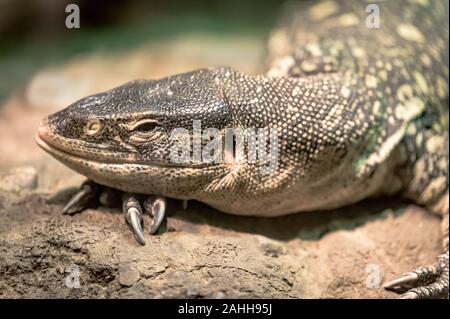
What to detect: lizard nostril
<box><xmin>37</xmin><ymin>119</ymin><xmax>49</xmax><ymax>139</ymax></box>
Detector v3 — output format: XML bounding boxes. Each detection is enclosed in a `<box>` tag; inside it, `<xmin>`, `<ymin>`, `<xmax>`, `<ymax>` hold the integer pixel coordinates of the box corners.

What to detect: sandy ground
<box><xmin>0</xmin><ymin>34</ymin><xmax>443</xmax><ymax>298</ymax></box>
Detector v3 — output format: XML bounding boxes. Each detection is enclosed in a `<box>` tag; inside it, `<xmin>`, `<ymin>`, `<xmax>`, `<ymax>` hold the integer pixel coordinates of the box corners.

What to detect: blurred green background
<box><xmin>0</xmin><ymin>0</ymin><xmax>285</xmax><ymax>101</ymax></box>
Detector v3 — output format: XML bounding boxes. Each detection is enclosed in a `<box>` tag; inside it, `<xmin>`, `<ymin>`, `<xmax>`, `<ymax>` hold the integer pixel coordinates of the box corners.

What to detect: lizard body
<box><xmin>36</xmin><ymin>0</ymin><xmax>449</xmax><ymax>298</ymax></box>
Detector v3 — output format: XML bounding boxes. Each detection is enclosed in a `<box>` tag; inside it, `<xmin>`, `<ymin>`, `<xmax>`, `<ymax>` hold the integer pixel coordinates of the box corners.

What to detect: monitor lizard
<box><xmin>35</xmin><ymin>0</ymin><xmax>449</xmax><ymax>298</ymax></box>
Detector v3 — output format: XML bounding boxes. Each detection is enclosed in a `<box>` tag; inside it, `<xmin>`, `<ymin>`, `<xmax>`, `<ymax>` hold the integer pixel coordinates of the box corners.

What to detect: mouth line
<box><xmin>36</xmin><ymin>133</ymin><xmax>97</xmax><ymax>164</ymax></box>
<box><xmin>35</xmin><ymin>133</ymin><xmax>214</xmax><ymax>169</ymax></box>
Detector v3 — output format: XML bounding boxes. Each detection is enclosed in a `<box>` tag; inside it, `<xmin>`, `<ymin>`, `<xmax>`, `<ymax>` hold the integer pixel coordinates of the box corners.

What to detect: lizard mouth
<box><xmin>35</xmin><ymin>120</ymin><xmax>129</xmax><ymax>165</ymax></box>
<box><xmin>35</xmin><ymin>129</ymin><xmax>104</xmax><ymax>167</ymax></box>
<box><xmin>36</xmin><ymin>131</ymin><xmax>81</xmax><ymax>162</ymax></box>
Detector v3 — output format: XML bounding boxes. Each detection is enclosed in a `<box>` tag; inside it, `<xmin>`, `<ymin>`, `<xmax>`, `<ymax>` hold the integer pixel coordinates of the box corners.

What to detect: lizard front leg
<box><xmin>62</xmin><ymin>180</ymin><xmax>102</xmax><ymax>215</ymax></box>
<box><xmin>63</xmin><ymin>180</ymin><xmax>167</xmax><ymax>244</ymax></box>
<box><xmin>385</xmin><ymin>130</ymin><xmax>449</xmax><ymax>299</ymax></box>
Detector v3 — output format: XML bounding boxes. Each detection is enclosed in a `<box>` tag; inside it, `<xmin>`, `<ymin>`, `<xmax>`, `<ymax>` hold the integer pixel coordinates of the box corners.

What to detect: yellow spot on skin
<box><xmin>309</xmin><ymin>1</ymin><xmax>339</xmax><ymax>21</ymax></box>
<box><xmin>388</xmin><ymin>116</ymin><xmax>396</xmax><ymax>126</ymax></box>
<box><xmin>436</xmin><ymin>77</ymin><xmax>448</xmax><ymax>99</ymax></box>
<box><xmin>337</xmin><ymin>13</ymin><xmax>359</xmax><ymax>26</ymax></box>
<box><xmin>373</xmin><ymin>101</ymin><xmax>381</xmax><ymax>115</ymax></box>
<box><xmin>421</xmin><ymin>177</ymin><xmax>447</xmax><ymax>204</ymax></box>
<box><xmin>414</xmin><ymin>72</ymin><xmax>429</xmax><ymax>94</ymax></box>
<box><xmin>438</xmin><ymin>157</ymin><xmax>447</xmax><ymax>171</ymax></box>
<box><xmin>340</xmin><ymin>86</ymin><xmax>351</xmax><ymax>98</ymax></box>
<box><xmin>267</xmin><ymin>56</ymin><xmax>295</xmax><ymax>77</ymax></box>
<box><xmin>360</xmin><ymin>125</ymin><xmax>406</xmax><ymax>176</ymax></box>
<box><xmin>415</xmin><ymin>133</ymin><xmax>423</xmax><ymax>148</ymax></box>
<box><xmin>395</xmin><ymin>98</ymin><xmax>424</xmax><ymax>122</ymax></box>
<box><xmin>365</xmin><ymin>75</ymin><xmax>378</xmax><ymax>88</ymax></box>
<box><xmin>404</xmin><ymin>97</ymin><xmax>425</xmax><ymax>121</ymax></box>
<box><xmin>408</xmin><ymin>0</ymin><xmax>429</xmax><ymax>6</ymax></box>
<box><xmin>415</xmin><ymin>158</ymin><xmax>426</xmax><ymax>179</ymax></box>
<box><xmin>305</xmin><ymin>43</ymin><xmax>323</xmax><ymax>57</ymax></box>
<box><xmin>397</xmin><ymin>85</ymin><xmax>413</xmax><ymax>101</ymax></box>
<box><xmin>426</xmin><ymin>135</ymin><xmax>445</xmax><ymax>153</ymax></box>
<box><xmin>301</xmin><ymin>60</ymin><xmax>318</xmax><ymax>73</ymax></box>
<box><xmin>379</xmin><ymin>70</ymin><xmax>388</xmax><ymax>81</ymax></box>
<box><xmin>396</xmin><ymin>23</ymin><xmax>425</xmax><ymax>43</ymax></box>
<box><xmin>409</xmin><ymin>158</ymin><xmax>427</xmax><ymax>201</ymax></box>
<box><xmin>420</xmin><ymin>54</ymin><xmax>432</xmax><ymax>67</ymax></box>
<box><xmin>352</xmin><ymin>47</ymin><xmax>366</xmax><ymax>59</ymax></box>
<box><xmin>394</xmin><ymin>104</ymin><xmax>407</xmax><ymax>120</ymax></box>
<box><xmin>407</xmin><ymin>123</ymin><xmax>416</xmax><ymax>136</ymax></box>
<box><xmin>268</xmin><ymin>30</ymin><xmax>291</xmax><ymax>58</ymax></box>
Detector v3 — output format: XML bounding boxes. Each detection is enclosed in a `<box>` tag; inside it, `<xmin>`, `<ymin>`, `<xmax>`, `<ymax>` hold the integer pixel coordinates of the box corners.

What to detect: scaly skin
<box><xmin>36</xmin><ymin>0</ymin><xmax>448</xmax><ymax>298</ymax></box>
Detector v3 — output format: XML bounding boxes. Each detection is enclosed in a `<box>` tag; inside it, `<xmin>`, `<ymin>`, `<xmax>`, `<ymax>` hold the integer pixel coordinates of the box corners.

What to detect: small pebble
<box><xmin>119</xmin><ymin>264</ymin><xmax>140</xmax><ymax>287</ymax></box>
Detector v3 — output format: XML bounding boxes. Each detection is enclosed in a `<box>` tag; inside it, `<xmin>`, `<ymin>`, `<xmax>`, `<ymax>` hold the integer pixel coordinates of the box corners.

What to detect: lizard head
<box><xmin>36</xmin><ymin>68</ymin><xmax>242</xmax><ymax>200</ymax></box>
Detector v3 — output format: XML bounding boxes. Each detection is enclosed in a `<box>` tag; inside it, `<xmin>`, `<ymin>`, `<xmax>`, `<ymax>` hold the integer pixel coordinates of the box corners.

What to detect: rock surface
<box><xmin>0</xmin><ymin>34</ymin><xmax>443</xmax><ymax>298</ymax></box>
<box><xmin>0</xmin><ymin>166</ymin><xmax>37</xmax><ymax>193</ymax></box>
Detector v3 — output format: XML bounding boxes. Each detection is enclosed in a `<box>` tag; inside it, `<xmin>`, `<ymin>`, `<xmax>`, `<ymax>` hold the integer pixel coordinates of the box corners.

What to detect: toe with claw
<box><xmin>122</xmin><ymin>194</ymin><xmax>146</xmax><ymax>245</ymax></box>
<box><xmin>122</xmin><ymin>195</ymin><xmax>167</xmax><ymax>244</ymax></box>
<box><xmin>63</xmin><ymin>180</ymin><xmax>100</xmax><ymax>215</ymax></box>
<box><xmin>143</xmin><ymin>196</ymin><xmax>167</xmax><ymax>235</ymax></box>
<box><xmin>384</xmin><ymin>253</ymin><xmax>449</xmax><ymax>299</ymax></box>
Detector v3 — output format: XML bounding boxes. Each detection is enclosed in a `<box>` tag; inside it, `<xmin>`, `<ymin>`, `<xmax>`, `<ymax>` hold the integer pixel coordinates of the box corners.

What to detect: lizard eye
<box><xmin>135</xmin><ymin>121</ymin><xmax>158</xmax><ymax>133</ymax></box>
<box><xmin>131</xmin><ymin>119</ymin><xmax>159</xmax><ymax>132</ymax></box>
<box><xmin>129</xmin><ymin>119</ymin><xmax>161</xmax><ymax>143</ymax></box>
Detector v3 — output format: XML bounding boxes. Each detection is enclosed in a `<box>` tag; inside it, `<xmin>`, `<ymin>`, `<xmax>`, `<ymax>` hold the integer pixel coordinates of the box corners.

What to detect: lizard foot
<box><xmin>62</xmin><ymin>180</ymin><xmax>120</xmax><ymax>214</ymax></box>
<box><xmin>384</xmin><ymin>253</ymin><xmax>449</xmax><ymax>299</ymax></box>
<box><xmin>123</xmin><ymin>193</ymin><xmax>146</xmax><ymax>245</ymax></box>
<box><xmin>63</xmin><ymin>180</ymin><xmax>167</xmax><ymax>244</ymax></box>
<box><xmin>123</xmin><ymin>194</ymin><xmax>167</xmax><ymax>244</ymax></box>
<box><xmin>63</xmin><ymin>180</ymin><xmax>101</xmax><ymax>215</ymax></box>
<box><xmin>143</xmin><ymin>196</ymin><xmax>167</xmax><ymax>235</ymax></box>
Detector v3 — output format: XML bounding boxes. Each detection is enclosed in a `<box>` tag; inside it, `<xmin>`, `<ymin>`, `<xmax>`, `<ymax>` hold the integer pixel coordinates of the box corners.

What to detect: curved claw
<box><xmin>144</xmin><ymin>197</ymin><xmax>167</xmax><ymax>235</ymax></box>
<box><xmin>123</xmin><ymin>194</ymin><xmax>145</xmax><ymax>245</ymax></box>
<box><xmin>384</xmin><ymin>253</ymin><xmax>449</xmax><ymax>298</ymax></box>
<box><xmin>128</xmin><ymin>207</ymin><xmax>145</xmax><ymax>245</ymax></box>
<box><xmin>63</xmin><ymin>181</ymin><xmax>99</xmax><ymax>215</ymax></box>
<box><xmin>400</xmin><ymin>292</ymin><xmax>419</xmax><ymax>299</ymax></box>
<box><xmin>384</xmin><ymin>272</ymin><xmax>419</xmax><ymax>291</ymax></box>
